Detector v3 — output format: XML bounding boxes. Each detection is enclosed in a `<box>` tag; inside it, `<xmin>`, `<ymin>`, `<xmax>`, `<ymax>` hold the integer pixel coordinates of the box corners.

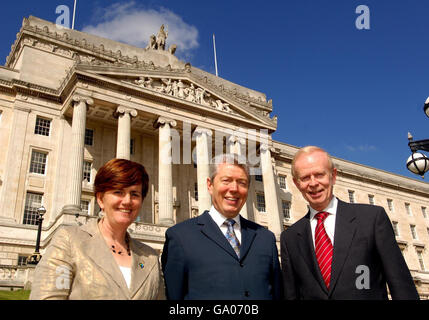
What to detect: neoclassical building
<box><xmin>1</xmin><ymin>16</ymin><xmax>429</xmax><ymax>298</ymax></box>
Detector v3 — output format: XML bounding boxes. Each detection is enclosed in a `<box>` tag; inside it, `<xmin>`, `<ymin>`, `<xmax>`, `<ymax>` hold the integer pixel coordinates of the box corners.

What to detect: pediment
<box><xmin>74</xmin><ymin>65</ymin><xmax>277</xmax><ymax>128</ymax></box>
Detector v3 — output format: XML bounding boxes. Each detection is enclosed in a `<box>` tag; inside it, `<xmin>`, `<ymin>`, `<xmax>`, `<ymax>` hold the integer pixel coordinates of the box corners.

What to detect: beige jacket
<box><xmin>30</xmin><ymin>219</ymin><xmax>165</xmax><ymax>300</ymax></box>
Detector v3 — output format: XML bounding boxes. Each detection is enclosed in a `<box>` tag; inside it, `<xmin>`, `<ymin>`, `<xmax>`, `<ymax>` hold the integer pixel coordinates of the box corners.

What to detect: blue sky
<box><xmin>2</xmin><ymin>0</ymin><xmax>429</xmax><ymax>181</ymax></box>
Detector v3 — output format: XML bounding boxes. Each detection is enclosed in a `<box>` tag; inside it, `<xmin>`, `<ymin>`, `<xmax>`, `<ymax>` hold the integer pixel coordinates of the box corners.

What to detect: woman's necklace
<box><xmin>111</xmin><ymin>234</ymin><xmax>131</xmax><ymax>256</ymax></box>
<box><xmin>100</xmin><ymin>218</ymin><xmax>131</xmax><ymax>256</ymax></box>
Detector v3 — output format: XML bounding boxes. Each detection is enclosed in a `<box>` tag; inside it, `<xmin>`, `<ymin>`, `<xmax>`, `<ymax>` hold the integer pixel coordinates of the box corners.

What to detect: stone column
<box><xmin>260</xmin><ymin>143</ymin><xmax>282</xmax><ymax>238</ymax></box>
<box><xmin>195</xmin><ymin>127</ymin><xmax>212</xmax><ymax>214</ymax></box>
<box><xmin>0</xmin><ymin>105</ymin><xmax>31</xmax><ymax>223</ymax></box>
<box><xmin>155</xmin><ymin>117</ymin><xmax>177</xmax><ymax>226</ymax></box>
<box><xmin>115</xmin><ymin>106</ymin><xmax>137</xmax><ymax>160</ymax></box>
<box><xmin>62</xmin><ymin>95</ymin><xmax>93</xmax><ymax>214</ymax></box>
<box><xmin>228</xmin><ymin>135</ymin><xmax>249</xmax><ymax>219</ymax></box>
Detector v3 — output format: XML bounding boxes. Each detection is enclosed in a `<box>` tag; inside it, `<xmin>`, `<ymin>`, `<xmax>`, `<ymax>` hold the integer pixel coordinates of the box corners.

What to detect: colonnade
<box><xmin>62</xmin><ymin>95</ymin><xmax>282</xmax><ymax>236</ymax></box>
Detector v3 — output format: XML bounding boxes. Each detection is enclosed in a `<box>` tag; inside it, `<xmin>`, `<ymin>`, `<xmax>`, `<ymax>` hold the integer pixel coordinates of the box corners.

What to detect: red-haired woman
<box><xmin>30</xmin><ymin>159</ymin><xmax>164</xmax><ymax>300</ymax></box>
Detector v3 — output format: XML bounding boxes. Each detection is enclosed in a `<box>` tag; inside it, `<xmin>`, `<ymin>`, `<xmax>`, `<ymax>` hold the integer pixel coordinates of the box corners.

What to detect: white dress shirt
<box><xmin>208</xmin><ymin>205</ymin><xmax>242</xmax><ymax>244</ymax></box>
<box><xmin>309</xmin><ymin>197</ymin><xmax>338</xmax><ymax>248</ymax></box>
<box><xmin>119</xmin><ymin>266</ymin><xmax>131</xmax><ymax>289</ymax></box>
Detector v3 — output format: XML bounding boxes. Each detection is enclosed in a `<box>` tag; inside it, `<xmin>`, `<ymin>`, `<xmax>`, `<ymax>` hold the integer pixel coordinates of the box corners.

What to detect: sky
<box><xmin>1</xmin><ymin>0</ymin><xmax>429</xmax><ymax>181</ymax></box>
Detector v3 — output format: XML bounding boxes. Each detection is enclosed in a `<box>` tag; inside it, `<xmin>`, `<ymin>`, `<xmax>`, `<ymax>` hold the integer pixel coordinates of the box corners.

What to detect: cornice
<box><xmin>0</xmin><ymin>77</ymin><xmax>61</xmax><ymax>103</ymax></box>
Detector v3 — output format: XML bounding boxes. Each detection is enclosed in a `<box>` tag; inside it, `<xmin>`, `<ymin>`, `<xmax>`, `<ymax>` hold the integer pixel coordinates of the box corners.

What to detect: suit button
<box><xmin>244</xmin><ymin>291</ymin><xmax>250</xmax><ymax>297</ymax></box>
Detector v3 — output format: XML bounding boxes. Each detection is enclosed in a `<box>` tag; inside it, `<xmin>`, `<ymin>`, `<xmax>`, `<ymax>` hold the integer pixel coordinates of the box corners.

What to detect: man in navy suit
<box><xmin>281</xmin><ymin>146</ymin><xmax>419</xmax><ymax>299</ymax></box>
<box><xmin>161</xmin><ymin>153</ymin><xmax>283</xmax><ymax>300</ymax></box>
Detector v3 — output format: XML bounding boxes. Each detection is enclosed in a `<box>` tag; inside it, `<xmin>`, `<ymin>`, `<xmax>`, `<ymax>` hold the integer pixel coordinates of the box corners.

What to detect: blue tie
<box><xmin>224</xmin><ymin>219</ymin><xmax>240</xmax><ymax>258</ymax></box>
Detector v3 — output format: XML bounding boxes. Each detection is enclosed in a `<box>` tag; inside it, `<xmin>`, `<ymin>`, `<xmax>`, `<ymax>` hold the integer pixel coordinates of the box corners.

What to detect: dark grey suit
<box><xmin>280</xmin><ymin>199</ymin><xmax>419</xmax><ymax>299</ymax></box>
<box><xmin>161</xmin><ymin>210</ymin><xmax>283</xmax><ymax>300</ymax></box>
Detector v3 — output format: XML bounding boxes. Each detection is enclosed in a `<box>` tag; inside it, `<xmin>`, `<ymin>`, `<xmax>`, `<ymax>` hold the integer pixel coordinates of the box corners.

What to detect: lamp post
<box><xmin>406</xmin><ymin>98</ymin><xmax>429</xmax><ymax>178</ymax></box>
<box><xmin>27</xmin><ymin>206</ymin><xmax>46</xmax><ymax>265</ymax></box>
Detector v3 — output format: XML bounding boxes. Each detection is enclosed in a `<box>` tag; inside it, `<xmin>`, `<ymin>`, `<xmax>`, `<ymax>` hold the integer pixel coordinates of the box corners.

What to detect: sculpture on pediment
<box><xmin>185</xmin><ymin>84</ymin><xmax>196</xmax><ymax>102</ymax></box>
<box><xmin>172</xmin><ymin>80</ymin><xmax>179</xmax><ymax>97</ymax></box>
<box><xmin>195</xmin><ymin>87</ymin><xmax>208</xmax><ymax>105</ymax></box>
<box><xmin>130</xmin><ymin>76</ymin><xmax>236</xmax><ymax>115</ymax></box>
<box><xmin>212</xmin><ymin>100</ymin><xmax>233</xmax><ymax>113</ymax></box>
<box><xmin>177</xmin><ymin>80</ymin><xmax>186</xmax><ymax>99</ymax></box>
<box><xmin>135</xmin><ymin>76</ymin><xmax>153</xmax><ymax>89</ymax></box>
<box><xmin>161</xmin><ymin>78</ymin><xmax>173</xmax><ymax>95</ymax></box>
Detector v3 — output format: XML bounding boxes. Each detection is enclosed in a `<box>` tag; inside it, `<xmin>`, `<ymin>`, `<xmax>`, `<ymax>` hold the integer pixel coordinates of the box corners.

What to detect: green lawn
<box><xmin>0</xmin><ymin>290</ymin><xmax>31</xmax><ymax>300</ymax></box>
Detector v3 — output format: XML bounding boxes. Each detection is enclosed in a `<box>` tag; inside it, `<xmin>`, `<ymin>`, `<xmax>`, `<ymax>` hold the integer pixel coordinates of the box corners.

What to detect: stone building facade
<box><xmin>0</xmin><ymin>16</ymin><xmax>428</xmax><ymax>298</ymax></box>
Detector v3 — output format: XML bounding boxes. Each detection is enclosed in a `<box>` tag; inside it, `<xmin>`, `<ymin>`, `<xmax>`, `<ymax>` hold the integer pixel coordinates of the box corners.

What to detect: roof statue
<box><xmin>157</xmin><ymin>24</ymin><xmax>168</xmax><ymax>50</ymax></box>
<box><xmin>145</xmin><ymin>24</ymin><xmax>177</xmax><ymax>55</ymax></box>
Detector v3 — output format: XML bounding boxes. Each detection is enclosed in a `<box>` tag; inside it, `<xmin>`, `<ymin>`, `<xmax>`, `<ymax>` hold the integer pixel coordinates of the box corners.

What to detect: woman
<box><xmin>30</xmin><ymin>159</ymin><xmax>165</xmax><ymax>300</ymax></box>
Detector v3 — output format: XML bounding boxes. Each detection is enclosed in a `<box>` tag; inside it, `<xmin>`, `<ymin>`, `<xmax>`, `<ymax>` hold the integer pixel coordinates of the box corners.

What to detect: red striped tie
<box><xmin>315</xmin><ymin>212</ymin><xmax>333</xmax><ymax>289</ymax></box>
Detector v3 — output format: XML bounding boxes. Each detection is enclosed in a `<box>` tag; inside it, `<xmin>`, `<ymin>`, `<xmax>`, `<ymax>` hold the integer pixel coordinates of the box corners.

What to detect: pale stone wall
<box><xmin>15</xmin><ymin>46</ymin><xmax>75</xmax><ymax>89</ymax></box>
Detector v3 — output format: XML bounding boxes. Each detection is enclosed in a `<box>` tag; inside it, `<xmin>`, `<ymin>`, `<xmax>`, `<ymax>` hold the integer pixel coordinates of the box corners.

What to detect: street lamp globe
<box><xmin>425</xmin><ymin>97</ymin><xmax>429</xmax><ymax>118</ymax></box>
<box><xmin>37</xmin><ymin>206</ymin><xmax>46</xmax><ymax>217</ymax></box>
<box><xmin>406</xmin><ymin>152</ymin><xmax>429</xmax><ymax>178</ymax></box>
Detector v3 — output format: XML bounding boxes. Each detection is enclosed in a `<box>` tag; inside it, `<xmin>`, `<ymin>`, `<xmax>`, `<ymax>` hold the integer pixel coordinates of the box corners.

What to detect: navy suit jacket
<box><xmin>280</xmin><ymin>199</ymin><xmax>419</xmax><ymax>300</ymax></box>
<box><xmin>161</xmin><ymin>211</ymin><xmax>283</xmax><ymax>300</ymax></box>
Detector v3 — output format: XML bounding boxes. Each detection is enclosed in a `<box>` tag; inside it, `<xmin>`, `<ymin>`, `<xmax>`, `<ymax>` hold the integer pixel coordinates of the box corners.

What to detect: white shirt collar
<box><xmin>208</xmin><ymin>205</ymin><xmax>241</xmax><ymax>229</ymax></box>
<box><xmin>309</xmin><ymin>196</ymin><xmax>338</xmax><ymax>221</ymax></box>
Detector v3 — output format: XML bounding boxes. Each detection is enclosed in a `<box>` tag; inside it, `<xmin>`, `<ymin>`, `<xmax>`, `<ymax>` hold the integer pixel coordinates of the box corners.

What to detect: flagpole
<box><xmin>213</xmin><ymin>34</ymin><xmax>218</xmax><ymax>77</ymax></box>
<box><xmin>72</xmin><ymin>0</ymin><xmax>77</xmax><ymax>30</ymax></box>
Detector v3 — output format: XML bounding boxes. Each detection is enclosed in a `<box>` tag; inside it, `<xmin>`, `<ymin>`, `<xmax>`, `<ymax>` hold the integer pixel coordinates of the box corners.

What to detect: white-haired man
<box><xmin>281</xmin><ymin>146</ymin><xmax>418</xmax><ymax>300</ymax></box>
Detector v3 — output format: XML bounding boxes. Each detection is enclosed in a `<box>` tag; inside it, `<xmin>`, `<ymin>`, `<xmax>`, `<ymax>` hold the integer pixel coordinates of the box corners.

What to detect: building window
<box><xmin>83</xmin><ymin>161</ymin><xmax>92</xmax><ymax>182</ymax></box>
<box><xmin>85</xmin><ymin>129</ymin><xmax>94</xmax><ymax>146</ymax></box>
<box><xmin>410</xmin><ymin>225</ymin><xmax>418</xmax><ymax>240</ymax></box>
<box><xmin>368</xmin><ymin>195</ymin><xmax>374</xmax><ymax>205</ymax></box>
<box><xmin>392</xmin><ymin>221</ymin><xmax>399</xmax><ymax>237</ymax></box>
<box><xmin>194</xmin><ymin>183</ymin><xmax>198</xmax><ymax>201</ymax></box>
<box><xmin>422</xmin><ymin>207</ymin><xmax>427</xmax><ymax>219</ymax></box>
<box><xmin>0</xmin><ymin>110</ymin><xmax>2</xmax><ymax>124</ymax></box>
<box><xmin>279</xmin><ymin>175</ymin><xmax>287</xmax><ymax>189</ymax></box>
<box><xmin>130</xmin><ymin>138</ymin><xmax>135</xmax><ymax>155</ymax></box>
<box><xmin>427</xmin><ymin>228</ymin><xmax>429</xmax><ymax>237</ymax></box>
<box><xmin>34</xmin><ymin>117</ymin><xmax>51</xmax><ymax>136</ymax></box>
<box><xmin>282</xmin><ymin>201</ymin><xmax>291</xmax><ymax>220</ymax></box>
<box><xmin>29</xmin><ymin>151</ymin><xmax>48</xmax><ymax>175</ymax></box>
<box><xmin>256</xmin><ymin>193</ymin><xmax>266</xmax><ymax>213</ymax></box>
<box><xmin>81</xmin><ymin>200</ymin><xmax>90</xmax><ymax>215</ymax></box>
<box><xmin>348</xmin><ymin>190</ymin><xmax>355</xmax><ymax>203</ymax></box>
<box><xmin>387</xmin><ymin>199</ymin><xmax>394</xmax><ymax>212</ymax></box>
<box><xmin>405</xmin><ymin>203</ymin><xmax>412</xmax><ymax>216</ymax></box>
<box><xmin>17</xmin><ymin>255</ymin><xmax>28</xmax><ymax>266</ymax></box>
<box><xmin>255</xmin><ymin>175</ymin><xmax>263</xmax><ymax>182</ymax></box>
<box><xmin>417</xmin><ymin>250</ymin><xmax>426</xmax><ymax>271</ymax></box>
<box><xmin>23</xmin><ymin>192</ymin><xmax>43</xmax><ymax>225</ymax></box>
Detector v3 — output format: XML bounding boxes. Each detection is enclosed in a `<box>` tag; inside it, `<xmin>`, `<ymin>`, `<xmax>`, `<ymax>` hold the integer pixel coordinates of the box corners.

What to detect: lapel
<box><xmin>80</xmin><ymin>219</ymin><xmax>130</xmax><ymax>298</ymax></box>
<box><xmin>296</xmin><ymin>212</ymin><xmax>328</xmax><ymax>295</ymax></box>
<box><xmin>129</xmin><ymin>240</ymin><xmax>157</xmax><ymax>298</ymax></box>
<box><xmin>198</xmin><ymin>211</ymin><xmax>240</xmax><ymax>260</ymax></box>
<box><xmin>239</xmin><ymin>217</ymin><xmax>256</xmax><ymax>261</ymax></box>
<box><xmin>328</xmin><ymin>200</ymin><xmax>357</xmax><ymax>296</ymax></box>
